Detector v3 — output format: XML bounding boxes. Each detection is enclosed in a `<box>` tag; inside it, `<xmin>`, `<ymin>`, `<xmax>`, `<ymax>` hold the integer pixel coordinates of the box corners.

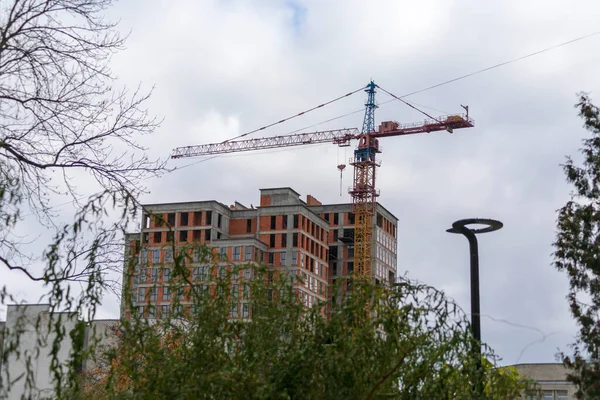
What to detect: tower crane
<box><xmin>171</xmin><ymin>81</ymin><xmax>474</xmax><ymax>282</ymax></box>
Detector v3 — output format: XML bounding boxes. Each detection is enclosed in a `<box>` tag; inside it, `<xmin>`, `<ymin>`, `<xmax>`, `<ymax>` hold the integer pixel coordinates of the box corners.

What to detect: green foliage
<box><xmin>554</xmin><ymin>93</ymin><xmax>600</xmax><ymax>398</ymax></box>
<box><xmin>78</xmin><ymin>246</ymin><xmax>533</xmax><ymax>400</ymax></box>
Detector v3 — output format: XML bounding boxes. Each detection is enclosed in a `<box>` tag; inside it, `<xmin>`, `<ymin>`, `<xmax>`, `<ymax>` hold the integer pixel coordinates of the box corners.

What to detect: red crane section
<box><xmin>170</xmin><ymin>114</ymin><xmax>474</xmax><ymax>159</ymax></box>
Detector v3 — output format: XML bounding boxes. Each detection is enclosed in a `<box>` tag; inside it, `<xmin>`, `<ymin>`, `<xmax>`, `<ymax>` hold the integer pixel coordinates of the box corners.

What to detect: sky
<box><xmin>4</xmin><ymin>0</ymin><xmax>600</xmax><ymax>367</ymax></box>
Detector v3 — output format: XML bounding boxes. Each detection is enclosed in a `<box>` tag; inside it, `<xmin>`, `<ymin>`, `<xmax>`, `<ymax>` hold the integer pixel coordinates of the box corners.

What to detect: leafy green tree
<box><xmin>79</xmin><ymin>246</ymin><xmax>534</xmax><ymax>400</ymax></box>
<box><xmin>554</xmin><ymin>93</ymin><xmax>600</xmax><ymax>398</ymax></box>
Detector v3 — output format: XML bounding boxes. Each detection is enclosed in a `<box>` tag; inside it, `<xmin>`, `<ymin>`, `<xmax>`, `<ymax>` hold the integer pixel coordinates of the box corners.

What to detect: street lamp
<box><xmin>447</xmin><ymin>218</ymin><xmax>503</xmax><ymax>397</ymax></box>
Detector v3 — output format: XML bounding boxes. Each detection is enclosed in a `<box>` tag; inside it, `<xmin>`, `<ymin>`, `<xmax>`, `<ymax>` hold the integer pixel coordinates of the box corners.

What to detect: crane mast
<box><xmin>171</xmin><ymin>81</ymin><xmax>475</xmax><ymax>285</ymax></box>
<box><xmin>351</xmin><ymin>81</ymin><xmax>380</xmax><ymax>280</ymax></box>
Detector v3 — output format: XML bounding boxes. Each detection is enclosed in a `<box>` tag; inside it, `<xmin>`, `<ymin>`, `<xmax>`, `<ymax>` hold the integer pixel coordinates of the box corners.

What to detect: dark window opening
<box><xmin>292</xmin><ymin>233</ymin><xmax>298</xmax><ymax>247</ymax></box>
<box><xmin>246</xmin><ymin>219</ymin><xmax>252</xmax><ymax>233</ymax></box>
<box><xmin>282</xmin><ymin>215</ymin><xmax>288</xmax><ymax>229</ymax></box>
<box><xmin>155</xmin><ymin>215</ymin><xmax>164</xmax><ymax>227</ymax></box>
<box><xmin>332</xmin><ymin>262</ymin><xmax>338</xmax><ymax>275</ymax></box>
<box><xmin>180</xmin><ymin>231</ymin><xmax>188</xmax><ymax>242</ymax></box>
<box><xmin>143</xmin><ymin>233</ymin><xmax>149</xmax><ymax>244</ymax></box>
<box><xmin>377</xmin><ymin>213</ymin><xmax>383</xmax><ymax>228</ymax></box>
<box><xmin>348</xmin><ymin>246</ymin><xmax>354</xmax><ymax>257</ymax></box>
<box><xmin>328</xmin><ymin>246</ymin><xmax>338</xmax><ymax>261</ymax></box>
<box><xmin>217</xmin><ymin>213</ymin><xmax>222</xmax><ymax>228</ymax></box>
<box><xmin>270</xmin><ymin>234</ymin><xmax>275</xmax><ymax>247</ymax></box>
<box><xmin>333</xmin><ymin>230</ymin><xmax>338</xmax><ymax>241</ymax></box>
<box><xmin>206</xmin><ymin>211</ymin><xmax>212</xmax><ymax>225</ymax></box>
<box><xmin>217</xmin><ymin>232</ymin><xmax>221</xmax><ymax>239</ymax></box>
<box><xmin>154</xmin><ymin>232</ymin><xmax>162</xmax><ymax>243</ymax></box>
<box><xmin>181</xmin><ymin>212</ymin><xmax>189</xmax><ymax>226</ymax></box>
<box><xmin>347</xmin><ymin>262</ymin><xmax>354</xmax><ymax>274</ymax></box>
<box><xmin>324</xmin><ymin>213</ymin><xmax>330</xmax><ymax>222</ymax></box>
<box><xmin>206</xmin><ymin>229</ymin><xmax>211</xmax><ymax>241</ymax></box>
<box><xmin>282</xmin><ymin>233</ymin><xmax>287</xmax><ymax>247</ymax></box>
<box><xmin>167</xmin><ymin>213</ymin><xmax>176</xmax><ymax>226</ymax></box>
<box><xmin>270</xmin><ymin>215</ymin><xmax>276</xmax><ymax>230</ymax></box>
<box><xmin>293</xmin><ymin>214</ymin><xmax>299</xmax><ymax>229</ymax></box>
<box><xmin>166</xmin><ymin>231</ymin><xmax>174</xmax><ymax>242</ymax></box>
<box><xmin>194</xmin><ymin>211</ymin><xmax>202</xmax><ymax>225</ymax></box>
<box><xmin>193</xmin><ymin>230</ymin><xmax>201</xmax><ymax>241</ymax></box>
<box><xmin>348</xmin><ymin>212</ymin><xmax>355</xmax><ymax>224</ymax></box>
<box><xmin>268</xmin><ymin>253</ymin><xmax>274</xmax><ymax>265</ymax></box>
<box><xmin>333</xmin><ymin>213</ymin><xmax>339</xmax><ymax>225</ymax></box>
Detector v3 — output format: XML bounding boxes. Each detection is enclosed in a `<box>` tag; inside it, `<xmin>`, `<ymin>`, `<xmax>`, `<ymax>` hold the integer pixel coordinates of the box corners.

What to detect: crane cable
<box><xmin>376</xmin><ymin>85</ymin><xmax>443</xmax><ymax>123</ymax></box>
<box><xmin>221</xmin><ymin>85</ymin><xmax>367</xmax><ymax>143</ymax></box>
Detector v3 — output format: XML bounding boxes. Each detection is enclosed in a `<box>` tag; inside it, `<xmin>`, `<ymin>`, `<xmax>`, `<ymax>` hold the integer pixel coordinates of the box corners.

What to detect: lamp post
<box><xmin>447</xmin><ymin>218</ymin><xmax>503</xmax><ymax>397</ymax></box>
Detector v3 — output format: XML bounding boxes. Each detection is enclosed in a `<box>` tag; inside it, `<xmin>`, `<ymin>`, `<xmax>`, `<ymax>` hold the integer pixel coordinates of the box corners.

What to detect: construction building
<box><xmin>124</xmin><ymin>187</ymin><xmax>398</xmax><ymax>319</ymax></box>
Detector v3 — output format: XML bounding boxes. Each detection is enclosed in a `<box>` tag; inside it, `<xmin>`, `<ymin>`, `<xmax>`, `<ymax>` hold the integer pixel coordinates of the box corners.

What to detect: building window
<box><xmin>243</xmin><ymin>284</ymin><xmax>250</xmax><ymax>299</ymax></box>
<box><xmin>180</xmin><ymin>230</ymin><xmax>188</xmax><ymax>242</ymax></box>
<box><xmin>348</xmin><ymin>262</ymin><xmax>354</xmax><ymax>274</ymax></box>
<box><xmin>161</xmin><ymin>305</ymin><xmax>169</xmax><ymax>317</ymax></box>
<box><xmin>242</xmin><ymin>303</ymin><xmax>249</xmax><ymax>318</ymax></box>
<box><xmin>137</xmin><ymin>306</ymin><xmax>144</xmax><ymax>317</ymax></box>
<box><xmin>151</xmin><ymin>268</ymin><xmax>159</xmax><ymax>282</ymax></box>
<box><xmin>555</xmin><ymin>391</ymin><xmax>568</xmax><ymax>400</ymax></box>
<box><xmin>292</xmin><ymin>252</ymin><xmax>298</xmax><ymax>265</ymax></box>
<box><xmin>292</xmin><ymin>233</ymin><xmax>298</xmax><ymax>247</ymax></box>
<box><xmin>324</xmin><ymin>213</ymin><xmax>329</xmax><ymax>222</ymax></box>
<box><xmin>282</xmin><ymin>215</ymin><xmax>288</xmax><ymax>229</ymax></box>
<box><xmin>193</xmin><ymin>267</ymin><xmax>200</xmax><ymax>280</ymax></box>
<box><xmin>268</xmin><ymin>253</ymin><xmax>274</xmax><ymax>265</ymax></box>
<box><xmin>180</xmin><ymin>212</ymin><xmax>189</xmax><ymax>226</ymax></box>
<box><xmin>268</xmin><ymin>271</ymin><xmax>274</xmax><ymax>284</ymax></box>
<box><xmin>149</xmin><ymin>287</ymin><xmax>157</xmax><ymax>301</ymax></box>
<box><xmin>332</xmin><ymin>262</ymin><xmax>337</xmax><ymax>275</ymax></box>
<box><xmin>348</xmin><ymin>212</ymin><xmax>355</xmax><ymax>224</ymax></box>
<box><xmin>244</xmin><ymin>246</ymin><xmax>252</xmax><ymax>261</ymax></box>
<box><xmin>270</xmin><ymin>215</ymin><xmax>276</xmax><ymax>230</ymax></box>
<box><xmin>167</xmin><ymin>213</ymin><xmax>176</xmax><ymax>226</ymax></box>
<box><xmin>154</xmin><ymin>231</ymin><xmax>162</xmax><ymax>243</ymax></box>
<box><xmin>163</xmin><ymin>286</ymin><xmax>171</xmax><ymax>301</ymax></box>
<box><xmin>230</xmin><ymin>303</ymin><xmax>239</xmax><ymax>318</ymax></box>
<box><xmin>200</xmin><ymin>266</ymin><xmax>209</xmax><ymax>280</ymax></box>
<box><xmin>177</xmin><ymin>287</ymin><xmax>185</xmax><ymax>300</ymax></box>
<box><xmin>233</xmin><ymin>246</ymin><xmax>241</xmax><ymax>261</ymax></box>
<box><xmin>293</xmin><ymin>214</ymin><xmax>299</xmax><ymax>229</ymax></box>
<box><xmin>219</xmin><ymin>266</ymin><xmax>226</xmax><ymax>278</ymax></box>
<box><xmin>282</xmin><ymin>233</ymin><xmax>287</xmax><ymax>247</ymax></box>
<box><xmin>140</xmin><ymin>249</ymin><xmax>148</xmax><ymax>264</ymax></box>
<box><xmin>280</xmin><ymin>252</ymin><xmax>287</xmax><ymax>265</ymax></box>
<box><xmin>166</xmin><ymin>231</ymin><xmax>174</xmax><ymax>242</ymax></box>
<box><xmin>165</xmin><ymin>248</ymin><xmax>173</xmax><ymax>263</ymax></box>
<box><xmin>219</xmin><ymin>247</ymin><xmax>227</xmax><ymax>260</ymax></box>
<box><xmin>231</xmin><ymin>284</ymin><xmax>238</xmax><ymax>299</ymax></box>
<box><xmin>163</xmin><ymin>268</ymin><xmax>171</xmax><ymax>282</ymax></box>
<box><xmin>138</xmin><ymin>287</ymin><xmax>146</xmax><ymax>302</ymax></box>
<box><xmin>270</xmin><ymin>234</ymin><xmax>275</xmax><ymax>247</ymax></box>
<box><xmin>206</xmin><ymin>211</ymin><xmax>212</xmax><ymax>225</ymax></box>
<box><xmin>152</xmin><ymin>250</ymin><xmax>160</xmax><ymax>264</ymax></box>
<box><xmin>333</xmin><ymin>213</ymin><xmax>339</xmax><ymax>225</ymax></box>
<box><xmin>154</xmin><ymin>215</ymin><xmax>164</xmax><ymax>227</ymax></box>
<box><xmin>243</xmin><ymin>269</ymin><xmax>252</xmax><ymax>280</ymax></box>
<box><xmin>217</xmin><ymin>213</ymin><xmax>222</xmax><ymax>228</ymax></box>
<box><xmin>315</xmin><ymin>263</ymin><xmax>319</xmax><ymax>276</ymax></box>
<box><xmin>246</xmin><ymin>219</ymin><xmax>252</xmax><ymax>233</ymax></box>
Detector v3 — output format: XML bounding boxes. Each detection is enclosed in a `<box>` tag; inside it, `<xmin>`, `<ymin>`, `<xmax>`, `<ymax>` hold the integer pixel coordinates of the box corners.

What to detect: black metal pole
<box><xmin>447</xmin><ymin>218</ymin><xmax>502</xmax><ymax>399</ymax></box>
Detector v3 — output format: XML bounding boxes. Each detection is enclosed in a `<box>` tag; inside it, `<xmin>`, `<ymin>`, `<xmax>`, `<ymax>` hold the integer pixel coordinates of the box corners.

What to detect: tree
<box><xmin>78</xmin><ymin>247</ymin><xmax>534</xmax><ymax>399</ymax></box>
<box><xmin>0</xmin><ymin>0</ymin><xmax>163</xmax><ymax>397</ymax></box>
<box><xmin>554</xmin><ymin>93</ymin><xmax>600</xmax><ymax>398</ymax></box>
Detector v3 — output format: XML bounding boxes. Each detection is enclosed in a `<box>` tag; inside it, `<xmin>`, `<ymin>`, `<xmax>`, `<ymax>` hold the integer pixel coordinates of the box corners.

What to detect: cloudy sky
<box><xmin>4</xmin><ymin>0</ymin><xmax>600</xmax><ymax>367</ymax></box>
